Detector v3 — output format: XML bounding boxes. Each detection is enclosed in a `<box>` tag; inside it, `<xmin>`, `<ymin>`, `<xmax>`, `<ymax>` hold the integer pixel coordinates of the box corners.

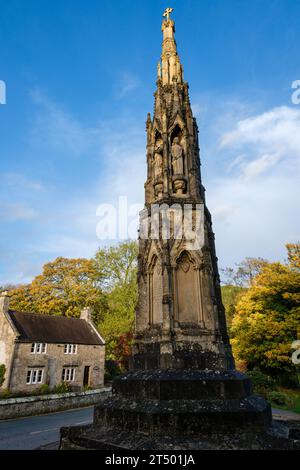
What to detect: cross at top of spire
<box><xmin>158</xmin><ymin>7</ymin><xmax>184</xmax><ymax>85</ymax></box>
<box><xmin>163</xmin><ymin>7</ymin><xmax>174</xmax><ymax>22</ymax></box>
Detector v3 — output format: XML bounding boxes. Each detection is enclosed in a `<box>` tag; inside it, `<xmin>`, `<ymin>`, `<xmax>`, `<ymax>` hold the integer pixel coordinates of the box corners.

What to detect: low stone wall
<box><xmin>0</xmin><ymin>387</ymin><xmax>111</xmax><ymax>420</ymax></box>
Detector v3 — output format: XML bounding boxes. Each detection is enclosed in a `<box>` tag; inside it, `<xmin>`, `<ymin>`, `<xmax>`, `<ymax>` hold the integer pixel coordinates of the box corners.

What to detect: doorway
<box><xmin>83</xmin><ymin>366</ymin><xmax>90</xmax><ymax>387</ymax></box>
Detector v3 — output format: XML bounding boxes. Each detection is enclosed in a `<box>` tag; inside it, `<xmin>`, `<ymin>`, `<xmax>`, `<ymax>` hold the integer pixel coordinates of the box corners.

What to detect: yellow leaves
<box><xmin>229</xmin><ymin>245</ymin><xmax>300</xmax><ymax>377</ymax></box>
<box><xmin>286</xmin><ymin>243</ymin><xmax>300</xmax><ymax>271</ymax></box>
<box><xmin>9</xmin><ymin>257</ymin><xmax>105</xmax><ymax>321</ymax></box>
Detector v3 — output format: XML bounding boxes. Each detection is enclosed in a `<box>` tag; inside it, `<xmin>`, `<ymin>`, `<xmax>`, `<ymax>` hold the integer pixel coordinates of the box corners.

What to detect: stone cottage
<box><xmin>0</xmin><ymin>292</ymin><xmax>105</xmax><ymax>393</ymax></box>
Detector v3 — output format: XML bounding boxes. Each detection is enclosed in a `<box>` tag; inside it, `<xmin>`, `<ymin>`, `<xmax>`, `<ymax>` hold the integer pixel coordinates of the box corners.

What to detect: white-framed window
<box><xmin>26</xmin><ymin>369</ymin><xmax>43</xmax><ymax>385</ymax></box>
<box><xmin>31</xmin><ymin>343</ymin><xmax>47</xmax><ymax>354</ymax></box>
<box><xmin>62</xmin><ymin>367</ymin><xmax>76</xmax><ymax>383</ymax></box>
<box><xmin>64</xmin><ymin>344</ymin><xmax>77</xmax><ymax>355</ymax></box>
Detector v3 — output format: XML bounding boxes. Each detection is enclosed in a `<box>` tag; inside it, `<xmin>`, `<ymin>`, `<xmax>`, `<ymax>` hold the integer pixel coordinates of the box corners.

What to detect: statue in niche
<box><xmin>171</xmin><ymin>137</ymin><xmax>184</xmax><ymax>175</ymax></box>
<box><xmin>154</xmin><ymin>139</ymin><xmax>163</xmax><ymax>179</ymax></box>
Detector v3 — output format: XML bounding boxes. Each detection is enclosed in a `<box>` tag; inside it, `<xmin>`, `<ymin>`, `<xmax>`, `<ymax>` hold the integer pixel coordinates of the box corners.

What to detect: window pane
<box><xmin>62</xmin><ymin>369</ymin><xmax>66</xmax><ymax>381</ymax></box>
<box><xmin>38</xmin><ymin>370</ymin><xmax>43</xmax><ymax>383</ymax></box>
<box><xmin>32</xmin><ymin>370</ymin><xmax>37</xmax><ymax>384</ymax></box>
<box><xmin>27</xmin><ymin>370</ymin><xmax>32</xmax><ymax>384</ymax></box>
<box><xmin>42</xmin><ymin>344</ymin><xmax>46</xmax><ymax>354</ymax></box>
<box><xmin>31</xmin><ymin>344</ymin><xmax>35</xmax><ymax>353</ymax></box>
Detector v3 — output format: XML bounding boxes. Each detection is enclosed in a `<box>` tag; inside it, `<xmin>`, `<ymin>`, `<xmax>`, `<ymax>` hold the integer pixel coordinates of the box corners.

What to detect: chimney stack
<box><xmin>0</xmin><ymin>291</ymin><xmax>9</xmax><ymax>315</ymax></box>
<box><xmin>80</xmin><ymin>307</ymin><xmax>93</xmax><ymax>323</ymax></box>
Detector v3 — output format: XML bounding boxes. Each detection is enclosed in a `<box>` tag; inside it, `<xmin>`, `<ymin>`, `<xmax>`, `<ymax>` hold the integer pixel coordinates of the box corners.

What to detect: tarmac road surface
<box><xmin>0</xmin><ymin>406</ymin><xmax>94</xmax><ymax>450</ymax></box>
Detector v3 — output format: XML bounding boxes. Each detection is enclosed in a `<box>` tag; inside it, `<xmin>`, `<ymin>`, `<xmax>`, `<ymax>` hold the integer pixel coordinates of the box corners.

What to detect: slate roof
<box><xmin>7</xmin><ymin>310</ymin><xmax>104</xmax><ymax>346</ymax></box>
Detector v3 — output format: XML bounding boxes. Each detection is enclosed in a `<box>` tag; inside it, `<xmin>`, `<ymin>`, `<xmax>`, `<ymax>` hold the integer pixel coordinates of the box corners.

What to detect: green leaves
<box><xmin>0</xmin><ymin>365</ymin><xmax>5</xmax><ymax>387</ymax></box>
<box><xmin>230</xmin><ymin>245</ymin><xmax>300</xmax><ymax>384</ymax></box>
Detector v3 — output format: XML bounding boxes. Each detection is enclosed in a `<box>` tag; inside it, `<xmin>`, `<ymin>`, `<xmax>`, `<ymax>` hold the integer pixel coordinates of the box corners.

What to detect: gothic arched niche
<box><xmin>176</xmin><ymin>251</ymin><xmax>199</xmax><ymax>324</ymax></box>
<box><xmin>149</xmin><ymin>255</ymin><xmax>163</xmax><ymax>326</ymax></box>
<box><xmin>170</xmin><ymin>124</ymin><xmax>183</xmax><ymax>143</ymax></box>
<box><xmin>170</xmin><ymin>125</ymin><xmax>186</xmax><ymax>191</ymax></box>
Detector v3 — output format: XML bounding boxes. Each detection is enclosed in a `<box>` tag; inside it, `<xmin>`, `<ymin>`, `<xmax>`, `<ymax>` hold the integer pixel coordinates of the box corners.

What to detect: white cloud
<box><xmin>241</xmin><ymin>153</ymin><xmax>282</xmax><ymax>180</ymax></box>
<box><xmin>30</xmin><ymin>89</ymin><xmax>101</xmax><ymax>156</ymax></box>
<box><xmin>114</xmin><ymin>71</ymin><xmax>141</xmax><ymax>98</ymax></box>
<box><xmin>0</xmin><ymin>203</ymin><xmax>38</xmax><ymax>222</ymax></box>
<box><xmin>1</xmin><ymin>173</ymin><xmax>45</xmax><ymax>191</ymax></box>
<box><xmin>33</xmin><ymin>234</ymin><xmax>99</xmax><ymax>259</ymax></box>
<box><xmin>207</xmin><ymin>105</ymin><xmax>300</xmax><ymax>267</ymax></box>
<box><xmin>221</xmin><ymin>106</ymin><xmax>300</xmax><ymax>159</ymax></box>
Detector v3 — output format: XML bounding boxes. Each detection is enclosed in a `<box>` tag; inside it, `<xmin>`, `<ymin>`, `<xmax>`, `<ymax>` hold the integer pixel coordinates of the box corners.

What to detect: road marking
<box><xmin>30</xmin><ymin>420</ymin><xmax>92</xmax><ymax>435</ymax></box>
<box><xmin>30</xmin><ymin>427</ymin><xmax>59</xmax><ymax>435</ymax></box>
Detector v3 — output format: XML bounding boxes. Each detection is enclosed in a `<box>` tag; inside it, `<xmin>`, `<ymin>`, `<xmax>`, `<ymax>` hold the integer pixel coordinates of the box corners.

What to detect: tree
<box><xmin>221</xmin><ymin>285</ymin><xmax>246</xmax><ymax>328</ymax></box>
<box><xmin>94</xmin><ymin>241</ymin><xmax>138</xmax><ymax>291</ymax></box>
<box><xmin>10</xmin><ymin>258</ymin><xmax>107</xmax><ymax>324</ymax></box>
<box><xmin>231</xmin><ymin>246</ymin><xmax>300</xmax><ymax>385</ymax></box>
<box><xmin>286</xmin><ymin>243</ymin><xmax>300</xmax><ymax>271</ymax></box>
<box><xmin>0</xmin><ymin>365</ymin><xmax>5</xmax><ymax>387</ymax></box>
<box><xmin>221</xmin><ymin>257</ymin><xmax>269</xmax><ymax>287</ymax></box>
<box><xmin>95</xmin><ymin>241</ymin><xmax>138</xmax><ymax>368</ymax></box>
<box><xmin>0</xmin><ymin>284</ymin><xmax>19</xmax><ymax>293</ymax></box>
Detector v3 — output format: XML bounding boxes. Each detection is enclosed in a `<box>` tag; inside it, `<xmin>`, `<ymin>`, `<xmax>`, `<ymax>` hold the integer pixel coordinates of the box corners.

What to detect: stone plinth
<box><xmin>60</xmin><ymin>370</ymin><xmax>299</xmax><ymax>450</ymax></box>
<box><xmin>94</xmin><ymin>370</ymin><xmax>272</xmax><ymax>436</ymax></box>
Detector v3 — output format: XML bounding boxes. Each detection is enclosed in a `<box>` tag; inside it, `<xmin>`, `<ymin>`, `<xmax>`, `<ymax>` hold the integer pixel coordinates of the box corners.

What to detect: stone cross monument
<box><xmin>131</xmin><ymin>6</ymin><xmax>234</xmax><ymax>373</ymax></box>
<box><xmin>61</xmin><ymin>10</ymin><xmax>297</xmax><ymax>450</ymax></box>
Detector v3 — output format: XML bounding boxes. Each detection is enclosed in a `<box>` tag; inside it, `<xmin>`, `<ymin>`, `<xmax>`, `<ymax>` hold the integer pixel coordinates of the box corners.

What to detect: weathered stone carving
<box><xmin>171</xmin><ymin>137</ymin><xmax>184</xmax><ymax>175</ymax></box>
<box><xmin>153</xmin><ymin>139</ymin><xmax>163</xmax><ymax>179</ymax></box>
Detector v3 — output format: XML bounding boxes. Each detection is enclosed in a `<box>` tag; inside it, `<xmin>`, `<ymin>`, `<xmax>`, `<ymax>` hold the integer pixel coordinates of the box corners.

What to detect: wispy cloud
<box><xmin>114</xmin><ymin>71</ymin><xmax>141</xmax><ymax>99</ymax></box>
<box><xmin>29</xmin><ymin>89</ymin><xmax>101</xmax><ymax>156</ymax></box>
<box><xmin>0</xmin><ymin>202</ymin><xmax>38</xmax><ymax>222</ymax></box>
<box><xmin>221</xmin><ymin>106</ymin><xmax>300</xmax><ymax>160</ymax></box>
<box><xmin>1</xmin><ymin>172</ymin><xmax>45</xmax><ymax>191</ymax></box>
<box><xmin>207</xmin><ymin>105</ymin><xmax>300</xmax><ymax>267</ymax></box>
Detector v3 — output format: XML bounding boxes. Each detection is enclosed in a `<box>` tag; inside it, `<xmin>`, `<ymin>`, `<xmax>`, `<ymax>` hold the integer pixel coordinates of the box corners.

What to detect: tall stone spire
<box><xmin>133</xmin><ymin>9</ymin><xmax>234</xmax><ymax>370</ymax></box>
<box><xmin>159</xmin><ymin>10</ymin><xmax>184</xmax><ymax>85</ymax></box>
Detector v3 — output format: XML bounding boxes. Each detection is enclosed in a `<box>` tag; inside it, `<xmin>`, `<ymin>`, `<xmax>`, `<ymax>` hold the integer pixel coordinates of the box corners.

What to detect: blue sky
<box><xmin>0</xmin><ymin>0</ymin><xmax>300</xmax><ymax>285</ymax></box>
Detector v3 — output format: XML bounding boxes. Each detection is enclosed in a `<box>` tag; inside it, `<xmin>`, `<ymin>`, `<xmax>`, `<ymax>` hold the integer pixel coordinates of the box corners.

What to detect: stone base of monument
<box><xmin>60</xmin><ymin>370</ymin><xmax>300</xmax><ymax>450</ymax></box>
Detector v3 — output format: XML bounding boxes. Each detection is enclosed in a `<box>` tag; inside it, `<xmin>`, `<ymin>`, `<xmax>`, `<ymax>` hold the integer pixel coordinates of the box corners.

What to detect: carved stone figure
<box><xmin>171</xmin><ymin>137</ymin><xmax>184</xmax><ymax>175</ymax></box>
<box><xmin>154</xmin><ymin>140</ymin><xmax>163</xmax><ymax>179</ymax></box>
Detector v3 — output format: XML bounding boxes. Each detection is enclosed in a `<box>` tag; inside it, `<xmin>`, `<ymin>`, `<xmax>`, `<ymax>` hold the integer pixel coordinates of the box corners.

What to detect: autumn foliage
<box><xmin>231</xmin><ymin>244</ymin><xmax>300</xmax><ymax>385</ymax></box>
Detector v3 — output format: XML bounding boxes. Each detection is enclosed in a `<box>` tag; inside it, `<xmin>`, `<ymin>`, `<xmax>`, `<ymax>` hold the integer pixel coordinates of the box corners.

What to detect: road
<box><xmin>0</xmin><ymin>406</ymin><xmax>94</xmax><ymax>450</ymax></box>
